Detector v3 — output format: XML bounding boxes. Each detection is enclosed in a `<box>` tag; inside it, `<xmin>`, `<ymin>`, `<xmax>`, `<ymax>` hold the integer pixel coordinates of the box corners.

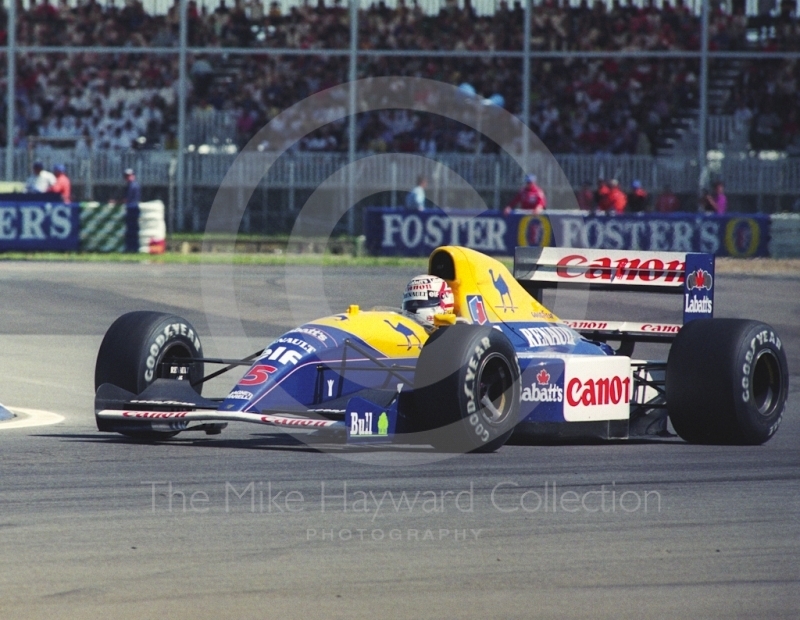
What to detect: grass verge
<box><xmin>0</xmin><ymin>251</ymin><xmax>438</xmax><ymax>268</ymax></box>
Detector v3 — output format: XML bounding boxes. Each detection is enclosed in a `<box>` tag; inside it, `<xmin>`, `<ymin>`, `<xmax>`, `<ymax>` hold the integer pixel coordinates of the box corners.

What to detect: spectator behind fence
<box><xmin>51</xmin><ymin>164</ymin><xmax>72</xmax><ymax>203</ymax></box>
<box><xmin>576</xmin><ymin>181</ymin><xmax>594</xmax><ymax>211</ymax></box>
<box><xmin>122</xmin><ymin>168</ymin><xmax>141</xmax><ymax>208</ymax></box>
<box><xmin>655</xmin><ymin>185</ymin><xmax>680</xmax><ymax>213</ymax></box>
<box><xmin>700</xmin><ymin>181</ymin><xmax>727</xmax><ymax>215</ymax></box>
<box><xmin>404</xmin><ymin>175</ymin><xmax>428</xmax><ymax>211</ymax></box>
<box><xmin>708</xmin><ymin>181</ymin><xmax>727</xmax><ymax>215</ymax></box>
<box><xmin>627</xmin><ymin>180</ymin><xmax>648</xmax><ymax>213</ymax></box>
<box><xmin>504</xmin><ymin>174</ymin><xmax>547</xmax><ymax>215</ymax></box>
<box><xmin>607</xmin><ymin>179</ymin><xmax>628</xmax><ymax>215</ymax></box>
<box><xmin>25</xmin><ymin>161</ymin><xmax>56</xmax><ymax>193</ymax></box>
<box><xmin>594</xmin><ymin>177</ymin><xmax>612</xmax><ymax>213</ymax></box>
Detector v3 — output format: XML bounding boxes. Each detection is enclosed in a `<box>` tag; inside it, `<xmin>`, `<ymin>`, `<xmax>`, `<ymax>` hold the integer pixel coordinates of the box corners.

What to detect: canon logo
<box><xmin>641</xmin><ymin>324</ymin><xmax>681</xmax><ymax>333</ymax></box>
<box><xmin>122</xmin><ymin>411</ymin><xmax>190</xmax><ymax>419</ymax></box>
<box><xmin>261</xmin><ymin>415</ymin><xmax>330</xmax><ymax>428</ymax></box>
<box><xmin>555</xmin><ymin>254</ymin><xmax>685</xmax><ymax>284</ymax></box>
<box><xmin>567</xmin><ymin>376</ymin><xmax>631</xmax><ymax>407</ymax></box>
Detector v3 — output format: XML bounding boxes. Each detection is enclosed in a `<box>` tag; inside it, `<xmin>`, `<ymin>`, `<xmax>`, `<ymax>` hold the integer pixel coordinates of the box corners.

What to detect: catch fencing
<box><xmin>7</xmin><ymin>149</ymin><xmax>800</xmax><ymax>233</ymax></box>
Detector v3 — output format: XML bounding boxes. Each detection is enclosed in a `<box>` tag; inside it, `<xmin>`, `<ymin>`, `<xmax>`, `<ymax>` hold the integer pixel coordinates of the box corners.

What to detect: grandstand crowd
<box><xmin>0</xmin><ymin>0</ymin><xmax>798</xmax><ymax>153</ymax></box>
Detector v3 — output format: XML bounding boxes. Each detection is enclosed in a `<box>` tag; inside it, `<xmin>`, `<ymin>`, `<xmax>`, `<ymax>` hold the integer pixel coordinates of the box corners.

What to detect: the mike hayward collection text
<box><xmin>142</xmin><ymin>480</ymin><xmax>662</xmax><ymax>516</ymax></box>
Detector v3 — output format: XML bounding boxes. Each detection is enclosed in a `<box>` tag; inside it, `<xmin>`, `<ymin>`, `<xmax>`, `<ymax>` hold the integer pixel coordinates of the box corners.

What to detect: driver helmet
<box><xmin>402</xmin><ymin>275</ymin><xmax>454</xmax><ymax>325</ymax></box>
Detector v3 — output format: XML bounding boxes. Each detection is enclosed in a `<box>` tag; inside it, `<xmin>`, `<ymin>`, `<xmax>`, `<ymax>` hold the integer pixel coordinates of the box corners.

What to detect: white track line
<box><xmin>0</xmin><ymin>406</ymin><xmax>65</xmax><ymax>430</ymax></box>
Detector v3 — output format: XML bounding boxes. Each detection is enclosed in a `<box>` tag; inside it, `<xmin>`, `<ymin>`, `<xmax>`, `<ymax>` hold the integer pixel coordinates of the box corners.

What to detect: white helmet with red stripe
<box><xmin>402</xmin><ymin>275</ymin><xmax>454</xmax><ymax>325</ymax></box>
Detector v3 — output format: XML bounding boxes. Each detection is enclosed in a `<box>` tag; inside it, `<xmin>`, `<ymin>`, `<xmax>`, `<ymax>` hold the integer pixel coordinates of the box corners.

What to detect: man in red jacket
<box><xmin>51</xmin><ymin>164</ymin><xmax>72</xmax><ymax>203</ymax></box>
<box><xmin>504</xmin><ymin>174</ymin><xmax>547</xmax><ymax>215</ymax></box>
<box><xmin>607</xmin><ymin>179</ymin><xmax>628</xmax><ymax>214</ymax></box>
<box><xmin>594</xmin><ymin>177</ymin><xmax>612</xmax><ymax>212</ymax></box>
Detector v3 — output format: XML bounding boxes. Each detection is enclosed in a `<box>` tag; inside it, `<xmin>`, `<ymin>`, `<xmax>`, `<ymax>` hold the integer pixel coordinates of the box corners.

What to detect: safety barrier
<box><xmin>0</xmin><ymin>199</ymin><xmax>166</xmax><ymax>253</ymax></box>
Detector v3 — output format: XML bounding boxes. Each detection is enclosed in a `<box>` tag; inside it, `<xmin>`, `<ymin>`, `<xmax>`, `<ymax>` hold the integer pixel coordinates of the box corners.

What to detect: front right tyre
<box><xmin>413</xmin><ymin>324</ymin><xmax>521</xmax><ymax>452</ymax></box>
<box><xmin>95</xmin><ymin>311</ymin><xmax>204</xmax><ymax>440</ymax></box>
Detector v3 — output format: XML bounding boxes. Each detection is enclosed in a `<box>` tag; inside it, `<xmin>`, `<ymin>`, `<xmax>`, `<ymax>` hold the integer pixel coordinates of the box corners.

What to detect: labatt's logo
<box><xmin>521</xmin><ymin>368</ymin><xmax>563</xmax><ymax>403</ymax></box>
<box><xmin>684</xmin><ymin>267</ymin><xmax>713</xmax><ymax>314</ymax></box>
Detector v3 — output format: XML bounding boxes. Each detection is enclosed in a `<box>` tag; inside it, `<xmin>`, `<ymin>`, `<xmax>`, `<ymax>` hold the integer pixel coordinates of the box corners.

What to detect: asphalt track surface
<box><xmin>0</xmin><ymin>261</ymin><xmax>798</xmax><ymax>619</ymax></box>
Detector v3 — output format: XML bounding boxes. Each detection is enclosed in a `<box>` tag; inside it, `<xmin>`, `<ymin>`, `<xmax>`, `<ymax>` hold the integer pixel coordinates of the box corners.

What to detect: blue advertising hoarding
<box><xmin>0</xmin><ymin>201</ymin><xmax>81</xmax><ymax>251</ymax></box>
<box><xmin>364</xmin><ymin>208</ymin><xmax>771</xmax><ymax>258</ymax></box>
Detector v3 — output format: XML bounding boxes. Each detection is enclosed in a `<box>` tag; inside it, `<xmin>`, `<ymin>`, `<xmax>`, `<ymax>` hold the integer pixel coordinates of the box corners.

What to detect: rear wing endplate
<box><xmin>514</xmin><ymin>247</ymin><xmax>715</xmax><ymax>342</ymax></box>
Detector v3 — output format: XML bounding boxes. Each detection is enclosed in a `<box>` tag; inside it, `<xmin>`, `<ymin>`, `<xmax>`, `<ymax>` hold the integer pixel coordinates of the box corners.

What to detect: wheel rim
<box><xmin>476</xmin><ymin>353</ymin><xmax>514</xmax><ymax>426</ymax></box>
<box><xmin>158</xmin><ymin>343</ymin><xmax>193</xmax><ymax>381</ymax></box>
<box><xmin>752</xmin><ymin>349</ymin><xmax>782</xmax><ymax>417</ymax></box>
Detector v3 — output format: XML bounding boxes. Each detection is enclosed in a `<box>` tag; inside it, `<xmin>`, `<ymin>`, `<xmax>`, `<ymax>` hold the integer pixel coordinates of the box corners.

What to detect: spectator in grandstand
<box><xmin>627</xmin><ymin>180</ymin><xmax>648</xmax><ymax>213</ymax></box>
<box><xmin>655</xmin><ymin>184</ymin><xmax>680</xmax><ymax>213</ymax></box>
<box><xmin>51</xmin><ymin>164</ymin><xmax>72</xmax><ymax>203</ymax></box>
<box><xmin>25</xmin><ymin>162</ymin><xmax>56</xmax><ymax>194</ymax></box>
<box><xmin>5</xmin><ymin>0</ymin><xmax>758</xmax><ymax>158</ymax></box>
<box><xmin>404</xmin><ymin>175</ymin><xmax>428</xmax><ymax>211</ymax></box>
<box><xmin>504</xmin><ymin>174</ymin><xmax>547</xmax><ymax>215</ymax></box>
<box><xmin>576</xmin><ymin>181</ymin><xmax>594</xmax><ymax>211</ymax></box>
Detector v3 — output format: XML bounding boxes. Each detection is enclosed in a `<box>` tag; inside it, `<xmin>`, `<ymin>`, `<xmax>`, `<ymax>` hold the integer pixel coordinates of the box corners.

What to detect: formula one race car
<box><xmin>94</xmin><ymin>245</ymin><xmax>789</xmax><ymax>452</ymax></box>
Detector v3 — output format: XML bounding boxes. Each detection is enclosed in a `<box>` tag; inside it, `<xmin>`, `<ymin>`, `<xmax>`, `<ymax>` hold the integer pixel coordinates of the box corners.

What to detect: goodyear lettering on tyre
<box><xmin>464</xmin><ymin>336</ymin><xmax>491</xmax><ymax>443</ymax></box>
<box><xmin>742</xmin><ymin>329</ymin><xmax>782</xmax><ymax>404</ymax></box>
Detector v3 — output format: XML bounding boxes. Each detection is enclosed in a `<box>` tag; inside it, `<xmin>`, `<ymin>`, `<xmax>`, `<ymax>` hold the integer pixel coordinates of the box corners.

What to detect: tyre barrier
<box><xmin>79</xmin><ymin>200</ymin><xmax>166</xmax><ymax>254</ymax></box>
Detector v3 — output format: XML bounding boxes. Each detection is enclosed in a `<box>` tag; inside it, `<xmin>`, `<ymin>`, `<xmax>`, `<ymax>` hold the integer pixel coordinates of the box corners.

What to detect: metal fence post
<box><xmin>168</xmin><ymin>156</ymin><xmax>177</xmax><ymax>232</ymax></box>
<box><xmin>5</xmin><ymin>0</ymin><xmax>16</xmax><ymax>181</ymax></box>
<box><xmin>176</xmin><ymin>0</ymin><xmax>188</xmax><ymax>232</ymax></box>
<box><xmin>391</xmin><ymin>161</ymin><xmax>397</xmax><ymax>208</ymax></box>
<box><xmin>347</xmin><ymin>0</ymin><xmax>358</xmax><ymax>236</ymax></box>
<box><xmin>240</xmin><ymin>156</ymin><xmax>248</xmax><ymax>233</ymax></box>
<box><xmin>698</xmin><ymin>0</ymin><xmax>710</xmax><ymax>192</ymax></box>
<box><xmin>86</xmin><ymin>156</ymin><xmax>93</xmax><ymax>201</ymax></box>
<box><xmin>188</xmin><ymin>156</ymin><xmax>198</xmax><ymax>231</ymax></box>
<box><xmin>288</xmin><ymin>160</ymin><xmax>295</xmax><ymax>213</ymax></box>
<box><xmin>494</xmin><ymin>160</ymin><xmax>501</xmax><ymax>210</ymax></box>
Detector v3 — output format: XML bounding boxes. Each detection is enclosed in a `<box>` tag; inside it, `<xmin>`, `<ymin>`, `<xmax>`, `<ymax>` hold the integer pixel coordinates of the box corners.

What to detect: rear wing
<box><xmin>514</xmin><ymin>247</ymin><xmax>715</xmax><ymax>345</ymax></box>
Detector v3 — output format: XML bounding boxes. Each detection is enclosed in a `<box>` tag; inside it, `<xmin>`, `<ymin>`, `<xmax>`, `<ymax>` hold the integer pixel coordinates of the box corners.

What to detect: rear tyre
<box><xmin>95</xmin><ymin>311</ymin><xmax>205</xmax><ymax>439</ymax></box>
<box><xmin>666</xmin><ymin>319</ymin><xmax>787</xmax><ymax>445</ymax></box>
<box><xmin>413</xmin><ymin>324</ymin><xmax>520</xmax><ymax>453</ymax></box>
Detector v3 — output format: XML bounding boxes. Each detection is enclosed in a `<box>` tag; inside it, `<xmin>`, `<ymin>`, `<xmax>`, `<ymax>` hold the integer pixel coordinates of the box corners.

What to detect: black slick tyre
<box><xmin>95</xmin><ymin>311</ymin><xmax>204</xmax><ymax>394</ymax></box>
<box><xmin>95</xmin><ymin>312</ymin><xmax>204</xmax><ymax>439</ymax></box>
<box><xmin>413</xmin><ymin>324</ymin><xmax>520</xmax><ymax>452</ymax></box>
<box><xmin>666</xmin><ymin>319</ymin><xmax>788</xmax><ymax>445</ymax></box>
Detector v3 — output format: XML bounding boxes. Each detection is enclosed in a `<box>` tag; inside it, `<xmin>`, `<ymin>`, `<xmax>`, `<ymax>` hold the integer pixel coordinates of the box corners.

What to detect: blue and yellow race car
<box><xmin>94</xmin><ymin>245</ymin><xmax>788</xmax><ymax>452</ymax></box>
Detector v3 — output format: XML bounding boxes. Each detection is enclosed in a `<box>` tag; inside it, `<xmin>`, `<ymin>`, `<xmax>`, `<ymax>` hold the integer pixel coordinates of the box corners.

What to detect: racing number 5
<box><xmin>239</xmin><ymin>364</ymin><xmax>277</xmax><ymax>386</ymax></box>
